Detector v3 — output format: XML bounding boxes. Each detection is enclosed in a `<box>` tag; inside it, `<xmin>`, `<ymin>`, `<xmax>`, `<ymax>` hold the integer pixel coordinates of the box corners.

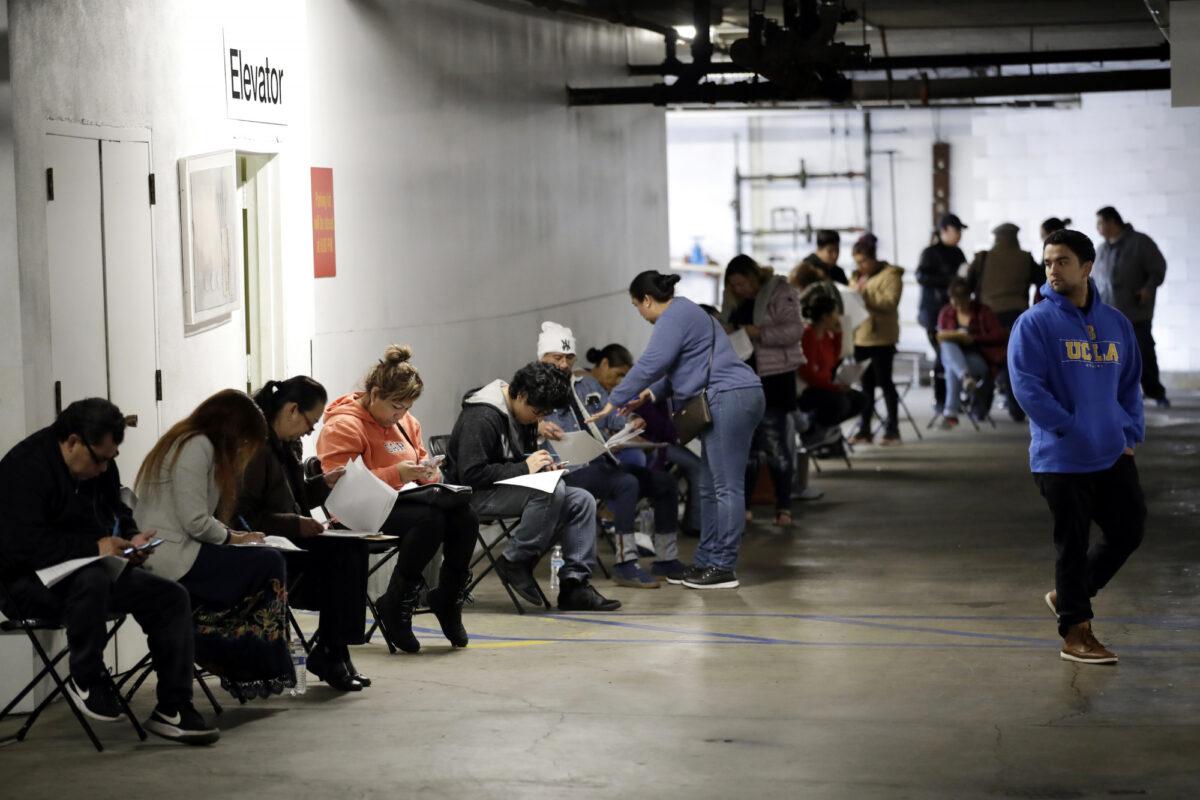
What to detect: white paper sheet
<box><xmin>604</xmin><ymin>420</ymin><xmax>643</xmax><ymax>449</ymax></box>
<box><xmin>728</xmin><ymin>327</ymin><xmax>755</xmax><ymax>361</ymax></box>
<box><xmin>36</xmin><ymin>555</ymin><xmax>127</xmax><ymax>589</ymax></box>
<box><xmin>318</xmin><ymin>531</ymin><xmax>397</xmax><ymax>541</ymax></box>
<box><xmin>550</xmin><ymin>430</ymin><xmax>609</xmax><ymax>466</ymax></box>
<box><xmin>309</xmin><ymin>506</ymin><xmax>330</xmax><ymax>525</ymax></box>
<box><xmin>496</xmin><ymin>469</ymin><xmax>566</xmax><ymax>494</ymax></box>
<box><xmin>232</xmin><ymin>535</ymin><xmax>303</xmax><ymax>551</ymax></box>
<box><xmin>324</xmin><ymin>456</ymin><xmax>398</xmax><ymax>533</ymax></box>
<box><xmin>834</xmin><ymin>361</ymin><xmax>868</xmax><ymax>386</ymax></box>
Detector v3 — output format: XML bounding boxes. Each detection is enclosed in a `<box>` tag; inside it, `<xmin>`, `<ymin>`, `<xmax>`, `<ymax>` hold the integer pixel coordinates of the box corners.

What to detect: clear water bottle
<box><xmin>549</xmin><ymin>545</ymin><xmax>564</xmax><ymax>591</ymax></box>
<box><xmin>289</xmin><ymin>639</ymin><xmax>307</xmax><ymax>696</ymax></box>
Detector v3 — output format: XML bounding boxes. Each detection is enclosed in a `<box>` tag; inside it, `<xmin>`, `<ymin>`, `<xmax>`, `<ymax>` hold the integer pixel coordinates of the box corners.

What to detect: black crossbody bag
<box><xmin>671</xmin><ymin>318</ymin><xmax>717</xmax><ymax>446</ymax></box>
<box><xmin>393</xmin><ymin>424</ymin><xmax>472</xmax><ymax>510</ymax></box>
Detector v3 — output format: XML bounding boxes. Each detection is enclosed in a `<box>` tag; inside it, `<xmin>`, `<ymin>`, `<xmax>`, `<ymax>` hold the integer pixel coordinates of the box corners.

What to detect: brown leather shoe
<box><xmin>1060</xmin><ymin>622</ymin><xmax>1117</xmax><ymax>665</ymax></box>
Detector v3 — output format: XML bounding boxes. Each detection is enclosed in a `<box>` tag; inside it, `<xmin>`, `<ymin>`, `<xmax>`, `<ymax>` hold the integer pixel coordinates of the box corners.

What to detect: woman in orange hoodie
<box><xmin>317</xmin><ymin>345</ymin><xmax>478</xmax><ymax>654</ymax></box>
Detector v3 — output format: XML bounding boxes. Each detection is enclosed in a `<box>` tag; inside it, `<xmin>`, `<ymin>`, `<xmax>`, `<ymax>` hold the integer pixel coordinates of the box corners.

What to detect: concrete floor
<box><xmin>3</xmin><ymin>387</ymin><xmax>1199</xmax><ymax>799</ymax></box>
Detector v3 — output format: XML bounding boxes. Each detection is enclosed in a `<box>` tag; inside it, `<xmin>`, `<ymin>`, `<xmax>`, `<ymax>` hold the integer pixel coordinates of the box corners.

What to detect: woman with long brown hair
<box><xmin>134</xmin><ymin>389</ymin><xmax>294</xmax><ymax>701</ymax></box>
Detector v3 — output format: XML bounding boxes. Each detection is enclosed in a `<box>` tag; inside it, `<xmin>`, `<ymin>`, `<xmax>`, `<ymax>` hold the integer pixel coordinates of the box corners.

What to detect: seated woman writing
<box><xmin>797</xmin><ymin>292</ymin><xmax>867</xmax><ymax>434</ymax></box>
<box><xmin>316</xmin><ymin>345</ymin><xmax>477</xmax><ymax>654</ymax></box>
<box><xmin>134</xmin><ymin>390</ymin><xmax>293</xmax><ymax>701</ymax></box>
<box><xmin>936</xmin><ymin>277</ymin><xmax>1006</xmax><ymax>426</ymax></box>
<box><xmin>236</xmin><ymin>376</ymin><xmax>371</xmax><ymax>692</ymax></box>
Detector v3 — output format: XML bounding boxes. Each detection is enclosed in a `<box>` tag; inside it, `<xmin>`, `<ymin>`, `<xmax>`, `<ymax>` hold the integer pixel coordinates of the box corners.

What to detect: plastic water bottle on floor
<box><xmin>549</xmin><ymin>545</ymin><xmax>564</xmax><ymax>592</ymax></box>
<box><xmin>290</xmin><ymin>639</ymin><xmax>307</xmax><ymax>696</ymax></box>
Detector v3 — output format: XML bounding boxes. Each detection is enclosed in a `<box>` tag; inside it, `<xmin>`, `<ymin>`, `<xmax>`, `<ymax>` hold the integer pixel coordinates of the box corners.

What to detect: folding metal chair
<box><xmin>426</xmin><ymin>435</ymin><xmax>561</xmax><ymax>615</ymax></box>
<box><xmin>114</xmin><ymin>652</ymin><xmax>224</xmax><ymax>715</ymax></box>
<box><xmin>869</xmin><ymin>351</ymin><xmax>924</xmax><ymax>441</ymax></box>
<box><xmin>0</xmin><ymin>577</ymin><xmax>147</xmax><ymax>752</ymax></box>
<box><xmin>926</xmin><ymin>379</ymin><xmax>997</xmax><ymax>432</ymax></box>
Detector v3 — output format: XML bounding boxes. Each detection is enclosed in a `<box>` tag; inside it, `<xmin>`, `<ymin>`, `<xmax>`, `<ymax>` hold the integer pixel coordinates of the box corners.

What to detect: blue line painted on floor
<box><xmin>606</xmin><ymin>611</ymin><xmax>1200</xmax><ymax>628</ymax></box>
<box><xmin>540</xmin><ymin>614</ymin><xmax>785</xmax><ymax>644</ymax></box>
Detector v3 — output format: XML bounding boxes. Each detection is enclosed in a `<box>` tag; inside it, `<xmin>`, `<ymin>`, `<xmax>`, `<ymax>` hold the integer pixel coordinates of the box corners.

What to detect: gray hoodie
<box><xmin>445</xmin><ymin>379</ymin><xmax>537</xmax><ymax>489</ymax></box>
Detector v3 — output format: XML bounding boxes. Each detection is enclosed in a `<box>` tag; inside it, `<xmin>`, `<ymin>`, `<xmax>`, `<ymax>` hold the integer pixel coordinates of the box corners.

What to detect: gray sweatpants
<box><xmin>471</xmin><ymin>480</ymin><xmax>597</xmax><ymax>581</ymax></box>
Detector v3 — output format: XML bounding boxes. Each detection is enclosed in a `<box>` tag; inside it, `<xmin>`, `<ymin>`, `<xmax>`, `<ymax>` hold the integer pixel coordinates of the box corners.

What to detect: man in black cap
<box><xmin>916</xmin><ymin>213</ymin><xmax>968</xmax><ymax>414</ymax></box>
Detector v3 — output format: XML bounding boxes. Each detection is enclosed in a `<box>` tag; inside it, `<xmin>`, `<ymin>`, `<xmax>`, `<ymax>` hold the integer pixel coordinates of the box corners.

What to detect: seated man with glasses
<box><xmin>0</xmin><ymin>398</ymin><xmax>219</xmax><ymax>745</ymax></box>
<box><xmin>445</xmin><ymin>362</ymin><xmax>620</xmax><ymax>612</ymax></box>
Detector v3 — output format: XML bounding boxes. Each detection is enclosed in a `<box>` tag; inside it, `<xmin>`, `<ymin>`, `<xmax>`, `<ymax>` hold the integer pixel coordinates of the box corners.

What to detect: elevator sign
<box><xmin>223</xmin><ymin>28</ymin><xmax>287</xmax><ymax>125</ymax></box>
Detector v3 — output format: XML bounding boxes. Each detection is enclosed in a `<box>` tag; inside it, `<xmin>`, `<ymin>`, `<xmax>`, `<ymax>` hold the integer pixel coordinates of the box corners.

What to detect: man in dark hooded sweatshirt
<box><xmin>445</xmin><ymin>361</ymin><xmax>619</xmax><ymax>612</ymax></box>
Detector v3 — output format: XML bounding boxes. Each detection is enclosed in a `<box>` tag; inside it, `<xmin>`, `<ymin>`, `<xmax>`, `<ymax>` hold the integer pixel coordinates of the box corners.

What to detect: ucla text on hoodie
<box><xmin>1008</xmin><ymin>279</ymin><xmax>1144</xmax><ymax>474</ymax></box>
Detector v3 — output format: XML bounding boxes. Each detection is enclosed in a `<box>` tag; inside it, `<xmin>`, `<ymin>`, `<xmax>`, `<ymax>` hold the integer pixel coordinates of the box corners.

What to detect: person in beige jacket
<box><xmin>849</xmin><ymin>233</ymin><xmax>905</xmax><ymax>444</ymax></box>
<box><xmin>135</xmin><ymin>389</ymin><xmax>294</xmax><ymax>701</ymax></box>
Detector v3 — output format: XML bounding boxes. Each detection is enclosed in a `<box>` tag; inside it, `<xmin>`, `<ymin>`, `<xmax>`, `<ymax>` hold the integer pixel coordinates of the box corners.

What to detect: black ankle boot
<box><xmin>375</xmin><ymin>578</ymin><xmax>423</xmax><ymax>654</ymax></box>
<box><xmin>307</xmin><ymin>646</ymin><xmax>363</xmax><ymax>692</ymax></box>
<box><xmin>427</xmin><ymin>571</ymin><xmax>472</xmax><ymax>648</ymax></box>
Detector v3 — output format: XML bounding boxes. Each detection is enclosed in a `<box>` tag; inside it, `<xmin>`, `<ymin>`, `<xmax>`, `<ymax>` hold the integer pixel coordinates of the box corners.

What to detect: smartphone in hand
<box><xmin>123</xmin><ymin>538</ymin><xmax>164</xmax><ymax>556</ymax></box>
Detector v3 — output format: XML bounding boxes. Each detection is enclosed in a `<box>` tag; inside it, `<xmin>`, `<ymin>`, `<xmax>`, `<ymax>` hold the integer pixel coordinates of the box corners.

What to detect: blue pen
<box><xmin>237</xmin><ymin>515</ymin><xmax>251</xmax><ymax>532</ymax></box>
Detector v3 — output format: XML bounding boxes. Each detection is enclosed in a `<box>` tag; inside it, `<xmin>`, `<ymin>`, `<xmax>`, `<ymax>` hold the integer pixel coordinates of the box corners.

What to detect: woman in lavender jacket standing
<box><xmin>587</xmin><ymin>271</ymin><xmax>764</xmax><ymax>590</ymax></box>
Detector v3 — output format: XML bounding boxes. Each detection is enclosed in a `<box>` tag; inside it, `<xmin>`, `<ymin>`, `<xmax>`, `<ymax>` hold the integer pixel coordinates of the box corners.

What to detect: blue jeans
<box><xmin>664</xmin><ymin>443</ymin><xmax>704</xmax><ymax>532</ymax></box>
<box><xmin>471</xmin><ymin>481</ymin><xmax>597</xmax><ymax>581</ymax></box>
<box><xmin>940</xmin><ymin>341</ymin><xmax>989</xmax><ymax>417</ymax></box>
<box><xmin>567</xmin><ymin>460</ymin><xmax>678</xmax><ymax>563</ymax></box>
<box><xmin>695</xmin><ymin>386</ymin><xmax>766</xmax><ymax>571</ymax></box>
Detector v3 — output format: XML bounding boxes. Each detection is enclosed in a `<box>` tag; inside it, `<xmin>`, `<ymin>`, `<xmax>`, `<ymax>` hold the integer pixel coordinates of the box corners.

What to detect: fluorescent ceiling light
<box><xmin>674</xmin><ymin>25</ymin><xmax>696</xmax><ymax>39</ymax></box>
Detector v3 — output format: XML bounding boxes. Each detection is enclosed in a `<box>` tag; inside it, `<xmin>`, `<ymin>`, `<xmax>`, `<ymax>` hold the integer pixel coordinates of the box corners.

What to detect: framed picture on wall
<box><xmin>179</xmin><ymin>150</ymin><xmax>241</xmax><ymax>327</ymax></box>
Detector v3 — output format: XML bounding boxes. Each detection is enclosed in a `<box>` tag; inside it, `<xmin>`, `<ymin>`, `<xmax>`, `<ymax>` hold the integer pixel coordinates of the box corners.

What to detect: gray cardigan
<box><xmin>134</xmin><ymin>434</ymin><xmax>228</xmax><ymax>581</ymax></box>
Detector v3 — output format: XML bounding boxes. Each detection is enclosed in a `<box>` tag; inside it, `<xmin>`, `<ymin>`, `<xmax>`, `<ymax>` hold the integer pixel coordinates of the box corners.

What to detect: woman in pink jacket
<box><xmin>722</xmin><ymin>255</ymin><xmax>806</xmax><ymax>526</ymax></box>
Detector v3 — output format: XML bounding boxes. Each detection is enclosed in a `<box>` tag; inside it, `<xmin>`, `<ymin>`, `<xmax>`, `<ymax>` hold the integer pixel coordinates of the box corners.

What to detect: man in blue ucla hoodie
<box><xmin>1009</xmin><ymin>229</ymin><xmax>1146</xmax><ymax>665</ymax></box>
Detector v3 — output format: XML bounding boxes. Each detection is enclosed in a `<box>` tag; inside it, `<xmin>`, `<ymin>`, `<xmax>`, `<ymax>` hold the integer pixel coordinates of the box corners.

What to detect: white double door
<box><xmin>45</xmin><ymin>133</ymin><xmax>160</xmax><ymax>474</ymax></box>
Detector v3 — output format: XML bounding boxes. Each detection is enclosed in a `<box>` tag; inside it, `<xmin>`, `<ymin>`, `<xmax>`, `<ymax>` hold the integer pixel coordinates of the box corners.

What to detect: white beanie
<box><xmin>537</xmin><ymin>321</ymin><xmax>576</xmax><ymax>358</ymax></box>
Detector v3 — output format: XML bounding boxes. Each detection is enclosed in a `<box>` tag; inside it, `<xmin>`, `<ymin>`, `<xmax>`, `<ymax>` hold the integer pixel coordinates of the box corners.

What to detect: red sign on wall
<box><xmin>311</xmin><ymin>167</ymin><xmax>336</xmax><ymax>278</ymax></box>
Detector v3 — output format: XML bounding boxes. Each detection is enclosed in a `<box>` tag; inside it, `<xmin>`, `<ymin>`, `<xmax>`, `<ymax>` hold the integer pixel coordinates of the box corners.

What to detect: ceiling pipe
<box><xmin>521</xmin><ymin>0</ymin><xmax>676</xmax><ymax>39</ymax></box>
<box><xmin>567</xmin><ymin>68</ymin><xmax>1171</xmax><ymax>106</ymax></box>
<box><xmin>627</xmin><ymin>43</ymin><xmax>1171</xmax><ymax>76</ymax></box>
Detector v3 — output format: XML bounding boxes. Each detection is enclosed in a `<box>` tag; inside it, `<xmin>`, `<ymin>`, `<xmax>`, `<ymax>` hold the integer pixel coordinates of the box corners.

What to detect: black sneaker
<box><xmin>65</xmin><ymin>676</ymin><xmax>122</xmax><ymax>722</ymax></box>
<box><xmin>557</xmin><ymin>578</ymin><xmax>622</xmax><ymax>611</ymax></box>
<box><xmin>145</xmin><ymin>703</ymin><xmax>220</xmax><ymax>746</ymax></box>
<box><xmin>682</xmin><ymin>565</ymin><xmax>740</xmax><ymax>590</ymax></box>
<box><xmin>494</xmin><ymin>555</ymin><xmax>544</xmax><ymax>606</ymax></box>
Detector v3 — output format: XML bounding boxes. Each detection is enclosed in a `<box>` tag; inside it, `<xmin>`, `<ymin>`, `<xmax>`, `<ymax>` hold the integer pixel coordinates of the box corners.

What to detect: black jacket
<box><xmin>0</xmin><ymin>428</ymin><xmax>137</xmax><ymax>579</ymax></box>
<box><xmin>236</xmin><ymin>434</ymin><xmax>331</xmax><ymax>537</ymax></box>
<box><xmin>916</xmin><ymin>242</ymin><xmax>966</xmax><ymax>330</ymax></box>
<box><xmin>445</xmin><ymin>384</ymin><xmax>538</xmax><ymax>489</ymax></box>
<box><xmin>801</xmin><ymin>252</ymin><xmax>849</xmax><ymax>285</ymax></box>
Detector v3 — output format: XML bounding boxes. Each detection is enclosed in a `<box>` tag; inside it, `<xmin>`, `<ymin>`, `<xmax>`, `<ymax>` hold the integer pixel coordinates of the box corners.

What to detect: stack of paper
<box><xmin>604</xmin><ymin>420</ymin><xmax>644</xmax><ymax>449</ymax></box>
<box><xmin>36</xmin><ymin>555</ymin><xmax>127</xmax><ymax>589</ymax></box>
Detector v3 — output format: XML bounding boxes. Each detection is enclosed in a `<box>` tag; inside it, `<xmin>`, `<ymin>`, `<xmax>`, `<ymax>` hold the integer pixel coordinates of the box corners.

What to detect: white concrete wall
<box><xmin>8</xmin><ymin>0</ymin><xmax>315</xmax><ymax>451</ymax></box>
<box><xmin>305</xmin><ymin>0</ymin><xmax>666</xmax><ymax>438</ymax></box>
<box><xmin>0</xmin><ymin>1</ymin><xmax>26</xmax><ymax>451</ymax></box>
<box><xmin>968</xmin><ymin>91</ymin><xmax>1200</xmax><ymax>376</ymax></box>
<box><xmin>668</xmin><ymin>108</ymin><xmax>979</xmax><ymax>356</ymax></box>
<box><xmin>667</xmin><ymin>93</ymin><xmax>1200</xmax><ymax>377</ymax></box>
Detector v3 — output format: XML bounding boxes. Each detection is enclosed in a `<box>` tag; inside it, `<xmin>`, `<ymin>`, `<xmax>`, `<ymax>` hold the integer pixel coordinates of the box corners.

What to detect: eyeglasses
<box><xmin>83</xmin><ymin>439</ymin><xmax>118</xmax><ymax>466</ymax></box>
<box><xmin>300</xmin><ymin>411</ymin><xmax>322</xmax><ymax>435</ymax></box>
